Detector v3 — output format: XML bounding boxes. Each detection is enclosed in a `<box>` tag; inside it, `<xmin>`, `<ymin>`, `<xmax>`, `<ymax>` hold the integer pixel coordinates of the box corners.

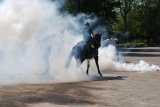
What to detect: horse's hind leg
<box><xmin>94</xmin><ymin>56</ymin><xmax>102</xmax><ymax>76</ymax></box>
<box><xmin>76</xmin><ymin>58</ymin><xmax>81</xmax><ymax>72</ymax></box>
<box><xmin>86</xmin><ymin>60</ymin><xmax>90</xmax><ymax>75</ymax></box>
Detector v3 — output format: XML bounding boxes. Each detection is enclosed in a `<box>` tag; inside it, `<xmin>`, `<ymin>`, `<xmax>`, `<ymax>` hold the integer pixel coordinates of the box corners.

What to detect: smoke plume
<box><xmin>98</xmin><ymin>45</ymin><xmax>160</xmax><ymax>72</ymax></box>
<box><xmin>0</xmin><ymin>0</ymin><xmax>90</xmax><ymax>85</ymax></box>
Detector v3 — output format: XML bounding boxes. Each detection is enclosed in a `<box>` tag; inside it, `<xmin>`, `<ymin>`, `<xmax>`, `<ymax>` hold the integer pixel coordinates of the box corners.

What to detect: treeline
<box><xmin>61</xmin><ymin>0</ymin><xmax>160</xmax><ymax>46</ymax></box>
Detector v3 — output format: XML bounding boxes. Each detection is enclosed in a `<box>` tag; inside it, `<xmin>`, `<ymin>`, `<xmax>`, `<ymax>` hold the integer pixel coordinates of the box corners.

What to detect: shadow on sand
<box><xmin>121</xmin><ymin>48</ymin><xmax>160</xmax><ymax>53</ymax></box>
<box><xmin>122</xmin><ymin>53</ymin><xmax>160</xmax><ymax>57</ymax></box>
<box><xmin>0</xmin><ymin>75</ymin><xmax>126</xmax><ymax>107</ymax></box>
<box><xmin>121</xmin><ymin>48</ymin><xmax>160</xmax><ymax>57</ymax></box>
<box><xmin>90</xmin><ymin>75</ymin><xmax>126</xmax><ymax>81</ymax></box>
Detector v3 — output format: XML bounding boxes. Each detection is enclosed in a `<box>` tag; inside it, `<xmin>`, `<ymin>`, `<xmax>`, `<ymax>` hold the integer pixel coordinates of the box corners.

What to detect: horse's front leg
<box><xmin>86</xmin><ymin>60</ymin><xmax>90</xmax><ymax>75</ymax></box>
<box><xmin>94</xmin><ymin>56</ymin><xmax>102</xmax><ymax>76</ymax></box>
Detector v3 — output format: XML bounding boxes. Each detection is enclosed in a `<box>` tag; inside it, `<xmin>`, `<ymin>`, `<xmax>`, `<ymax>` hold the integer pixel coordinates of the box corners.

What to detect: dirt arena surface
<box><xmin>0</xmin><ymin>47</ymin><xmax>160</xmax><ymax>107</ymax></box>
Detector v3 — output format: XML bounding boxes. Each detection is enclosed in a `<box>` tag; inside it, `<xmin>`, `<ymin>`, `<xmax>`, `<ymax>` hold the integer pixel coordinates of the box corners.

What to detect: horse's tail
<box><xmin>64</xmin><ymin>52</ymin><xmax>73</xmax><ymax>69</ymax></box>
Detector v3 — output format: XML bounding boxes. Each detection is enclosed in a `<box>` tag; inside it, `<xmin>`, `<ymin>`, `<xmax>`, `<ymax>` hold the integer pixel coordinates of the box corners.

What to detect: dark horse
<box><xmin>65</xmin><ymin>33</ymin><xmax>102</xmax><ymax>76</ymax></box>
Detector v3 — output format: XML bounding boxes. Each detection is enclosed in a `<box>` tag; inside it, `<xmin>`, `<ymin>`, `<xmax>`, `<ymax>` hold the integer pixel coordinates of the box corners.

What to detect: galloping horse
<box><xmin>65</xmin><ymin>33</ymin><xmax>102</xmax><ymax>76</ymax></box>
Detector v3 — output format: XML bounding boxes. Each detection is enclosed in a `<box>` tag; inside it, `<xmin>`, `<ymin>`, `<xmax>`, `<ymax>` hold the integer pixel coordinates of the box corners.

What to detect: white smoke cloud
<box><xmin>99</xmin><ymin>45</ymin><xmax>160</xmax><ymax>72</ymax></box>
<box><xmin>0</xmin><ymin>0</ymin><xmax>90</xmax><ymax>85</ymax></box>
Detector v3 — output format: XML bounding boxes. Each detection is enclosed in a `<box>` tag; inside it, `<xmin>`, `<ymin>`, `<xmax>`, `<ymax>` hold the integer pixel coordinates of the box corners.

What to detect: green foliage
<box><xmin>120</xmin><ymin>42</ymin><xmax>147</xmax><ymax>48</ymax></box>
<box><xmin>60</xmin><ymin>0</ymin><xmax>160</xmax><ymax>46</ymax></box>
<box><xmin>62</xmin><ymin>0</ymin><xmax>121</xmax><ymax>21</ymax></box>
<box><xmin>112</xmin><ymin>0</ymin><xmax>160</xmax><ymax>45</ymax></box>
<box><xmin>61</xmin><ymin>0</ymin><xmax>77</xmax><ymax>14</ymax></box>
<box><xmin>140</xmin><ymin>0</ymin><xmax>160</xmax><ymax>45</ymax></box>
<box><xmin>111</xmin><ymin>15</ymin><xmax>124</xmax><ymax>31</ymax></box>
<box><xmin>119</xmin><ymin>0</ymin><xmax>134</xmax><ymax>31</ymax></box>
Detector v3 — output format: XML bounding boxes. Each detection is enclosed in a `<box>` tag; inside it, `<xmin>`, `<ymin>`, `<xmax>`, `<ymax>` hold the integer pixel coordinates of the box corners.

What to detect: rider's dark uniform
<box><xmin>82</xmin><ymin>22</ymin><xmax>94</xmax><ymax>48</ymax></box>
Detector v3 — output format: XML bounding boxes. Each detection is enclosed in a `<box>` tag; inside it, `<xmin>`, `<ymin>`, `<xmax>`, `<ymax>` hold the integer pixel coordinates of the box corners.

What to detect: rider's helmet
<box><xmin>85</xmin><ymin>22</ymin><xmax>90</xmax><ymax>27</ymax></box>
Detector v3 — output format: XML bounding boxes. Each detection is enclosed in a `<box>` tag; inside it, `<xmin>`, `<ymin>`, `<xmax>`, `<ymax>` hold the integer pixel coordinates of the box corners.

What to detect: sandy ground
<box><xmin>0</xmin><ymin>47</ymin><xmax>160</xmax><ymax>107</ymax></box>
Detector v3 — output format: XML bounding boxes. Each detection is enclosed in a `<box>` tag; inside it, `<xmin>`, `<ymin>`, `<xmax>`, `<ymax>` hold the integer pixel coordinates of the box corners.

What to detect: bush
<box><xmin>119</xmin><ymin>42</ymin><xmax>147</xmax><ymax>48</ymax></box>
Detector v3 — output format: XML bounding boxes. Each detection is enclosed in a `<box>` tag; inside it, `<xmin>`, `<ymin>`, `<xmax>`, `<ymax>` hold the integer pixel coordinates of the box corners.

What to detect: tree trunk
<box><xmin>124</xmin><ymin>14</ymin><xmax>127</xmax><ymax>31</ymax></box>
<box><xmin>76</xmin><ymin>0</ymin><xmax>81</xmax><ymax>13</ymax></box>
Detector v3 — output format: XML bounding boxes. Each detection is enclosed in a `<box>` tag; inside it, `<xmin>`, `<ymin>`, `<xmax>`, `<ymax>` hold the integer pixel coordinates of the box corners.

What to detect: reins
<box><xmin>92</xmin><ymin>35</ymin><xmax>101</xmax><ymax>47</ymax></box>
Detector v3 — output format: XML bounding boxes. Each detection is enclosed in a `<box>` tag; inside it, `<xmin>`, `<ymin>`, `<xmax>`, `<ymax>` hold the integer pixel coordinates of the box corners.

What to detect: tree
<box><xmin>61</xmin><ymin>0</ymin><xmax>160</xmax><ymax>45</ymax></box>
<box><xmin>141</xmin><ymin>0</ymin><xmax>160</xmax><ymax>45</ymax></box>
<box><xmin>113</xmin><ymin>0</ymin><xmax>160</xmax><ymax>45</ymax></box>
<box><xmin>118</xmin><ymin>0</ymin><xmax>134</xmax><ymax>31</ymax></box>
<box><xmin>62</xmin><ymin>0</ymin><xmax>120</xmax><ymax>22</ymax></box>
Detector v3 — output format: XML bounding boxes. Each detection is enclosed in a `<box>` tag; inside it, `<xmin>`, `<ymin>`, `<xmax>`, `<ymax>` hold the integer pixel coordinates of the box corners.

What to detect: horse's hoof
<box><xmin>99</xmin><ymin>74</ymin><xmax>103</xmax><ymax>76</ymax></box>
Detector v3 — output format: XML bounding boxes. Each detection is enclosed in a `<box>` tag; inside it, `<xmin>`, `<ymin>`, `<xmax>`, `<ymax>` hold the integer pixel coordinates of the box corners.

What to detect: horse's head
<box><xmin>93</xmin><ymin>33</ymin><xmax>102</xmax><ymax>48</ymax></box>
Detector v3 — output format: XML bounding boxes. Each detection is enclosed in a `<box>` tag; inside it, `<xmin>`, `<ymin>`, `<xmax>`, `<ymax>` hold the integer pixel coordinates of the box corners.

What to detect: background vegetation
<box><xmin>61</xmin><ymin>0</ymin><xmax>160</xmax><ymax>46</ymax></box>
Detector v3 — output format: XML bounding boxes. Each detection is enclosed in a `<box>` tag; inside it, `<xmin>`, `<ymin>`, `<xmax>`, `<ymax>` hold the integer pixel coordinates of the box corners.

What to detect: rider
<box><xmin>82</xmin><ymin>22</ymin><xmax>95</xmax><ymax>48</ymax></box>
